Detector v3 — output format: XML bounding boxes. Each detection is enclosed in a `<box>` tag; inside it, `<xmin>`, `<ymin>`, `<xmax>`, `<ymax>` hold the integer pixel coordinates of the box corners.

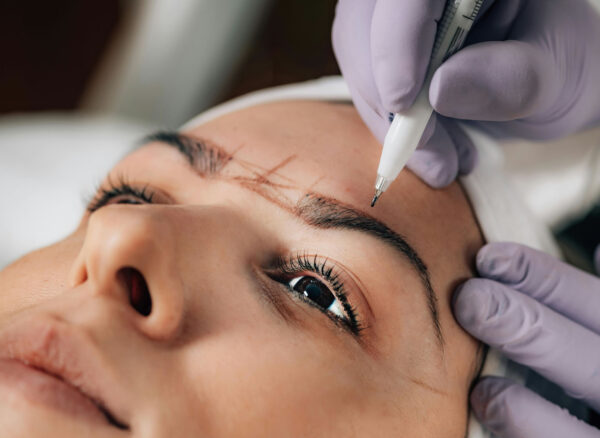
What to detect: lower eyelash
<box><xmin>274</xmin><ymin>254</ymin><xmax>362</xmax><ymax>335</ymax></box>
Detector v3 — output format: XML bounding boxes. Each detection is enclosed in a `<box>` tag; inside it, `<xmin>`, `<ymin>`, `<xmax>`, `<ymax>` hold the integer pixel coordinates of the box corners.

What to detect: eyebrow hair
<box><xmin>141</xmin><ymin>131</ymin><xmax>443</xmax><ymax>344</ymax></box>
<box><xmin>296</xmin><ymin>194</ymin><xmax>442</xmax><ymax>344</ymax></box>
<box><xmin>140</xmin><ymin>131</ymin><xmax>231</xmax><ymax>175</ymax></box>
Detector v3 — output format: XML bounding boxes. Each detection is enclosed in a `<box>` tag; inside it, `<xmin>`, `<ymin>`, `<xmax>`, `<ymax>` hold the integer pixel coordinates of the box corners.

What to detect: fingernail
<box><xmin>453</xmin><ymin>280</ymin><xmax>500</xmax><ymax>328</ymax></box>
<box><xmin>476</xmin><ymin>244</ymin><xmax>516</xmax><ymax>279</ymax></box>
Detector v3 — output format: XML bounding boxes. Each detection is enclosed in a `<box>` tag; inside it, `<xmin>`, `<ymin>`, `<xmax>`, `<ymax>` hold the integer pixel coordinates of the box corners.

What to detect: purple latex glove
<box><xmin>453</xmin><ymin>242</ymin><xmax>600</xmax><ymax>437</ymax></box>
<box><xmin>332</xmin><ymin>0</ymin><xmax>600</xmax><ymax>188</ymax></box>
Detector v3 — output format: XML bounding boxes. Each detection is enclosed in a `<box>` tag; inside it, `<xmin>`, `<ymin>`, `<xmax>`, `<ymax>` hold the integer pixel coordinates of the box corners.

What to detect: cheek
<box><xmin>0</xmin><ymin>228</ymin><xmax>84</xmax><ymax>317</ymax></box>
<box><xmin>177</xmin><ymin>324</ymin><xmax>378</xmax><ymax>436</ymax></box>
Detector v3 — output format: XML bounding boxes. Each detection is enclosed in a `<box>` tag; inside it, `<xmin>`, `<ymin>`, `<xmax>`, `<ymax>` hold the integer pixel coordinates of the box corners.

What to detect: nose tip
<box><xmin>69</xmin><ymin>205</ymin><xmax>184</xmax><ymax>341</ymax></box>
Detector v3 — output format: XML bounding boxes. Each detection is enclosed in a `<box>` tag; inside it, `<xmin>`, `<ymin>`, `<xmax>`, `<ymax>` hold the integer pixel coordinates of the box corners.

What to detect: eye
<box><xmin>288</xmin><ymin>276</ymin><xmax>345</xmax><ymax>319</ymax></box>
<box><xmin>266</xmin><ymin>254</ymin><xmax>363</xmax><ymax>336</ymax></box>
<box><xmin>87</xmin><ymin>182</ymin><xmax>155</xmax><ymax>213</ymax></box>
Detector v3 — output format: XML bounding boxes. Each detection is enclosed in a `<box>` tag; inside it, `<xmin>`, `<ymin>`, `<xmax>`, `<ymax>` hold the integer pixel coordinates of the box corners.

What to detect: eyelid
<box><xmin>86</xmin><ymin>177</ymin><xmax>174</xmax><ymax>213</ymax></box>
<box><xmin>264</xmin><ymin>253</ymin><xmax>371</xmax><ymax>337</ymax></box>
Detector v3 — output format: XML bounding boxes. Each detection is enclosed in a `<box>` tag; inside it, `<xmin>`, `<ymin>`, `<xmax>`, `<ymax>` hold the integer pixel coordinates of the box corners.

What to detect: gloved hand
<box><xmin>453</xmin><ymin>242</ymin><xmax>600</xmax><ymax>437</ymax></box>
<box><xmin>332</xmin><ymin>0</ymin><xmax>600</xmax><ymax>188</ymax></box>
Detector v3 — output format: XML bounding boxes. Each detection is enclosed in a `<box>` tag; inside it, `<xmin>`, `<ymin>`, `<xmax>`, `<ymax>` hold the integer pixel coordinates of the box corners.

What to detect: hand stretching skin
<box><xmin>453</xmin><ymin>242</ymin><xmax>600</xmax><ymax>437</ymax></box>
<box><xmin>332</xmin><ymin>0</ymin><xmax>600</xmax><ymax>188</ymax></box>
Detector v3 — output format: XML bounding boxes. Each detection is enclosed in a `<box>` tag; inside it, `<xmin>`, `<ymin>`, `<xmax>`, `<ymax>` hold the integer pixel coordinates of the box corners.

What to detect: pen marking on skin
<box><xmin>141</xmin><ymin>132</ymin><xmax>443</xmax><ymax>346</ymax></box>
<box><xmin>234</xmin><ymin>158</ymin><xmax>299</xmax><ymax>187</ymax></box>
<box><xmin>232</xmin><ymin>176</ymin><xmax>296</xmax><ymax>213</ymax></box>
<box><xmin>307</xmin><ymin>176</ymin><xmax>325</xmax><ymax>192</ymax></box>
<box><xmin>262</xmin><ymin>155</ymin><xmax>297</xmax><ymax>178</ymax></box>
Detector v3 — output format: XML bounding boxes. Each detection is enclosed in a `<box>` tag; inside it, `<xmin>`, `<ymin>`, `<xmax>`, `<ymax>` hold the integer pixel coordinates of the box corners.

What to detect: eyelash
<box><xmin>86</xmin><ymin>182</ymin><xmax>363</xmax><ymax>337</ymax></box>
<box><xmin>87</xmin><ymin>179</ymin><xmax>155</xmax><ymax>213</ymax></box>
<box><xmin>272</xmin><ymin>254</ymin><xmax>362</xmax><ymax>336</ymax></box>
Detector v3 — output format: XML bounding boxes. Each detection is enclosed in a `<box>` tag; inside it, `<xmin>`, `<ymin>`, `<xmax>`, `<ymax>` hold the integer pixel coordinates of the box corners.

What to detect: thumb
<box><xmin>429</xmin><ymin>40</ymin><xmax>560</xmax><ymax>122</ymax></box>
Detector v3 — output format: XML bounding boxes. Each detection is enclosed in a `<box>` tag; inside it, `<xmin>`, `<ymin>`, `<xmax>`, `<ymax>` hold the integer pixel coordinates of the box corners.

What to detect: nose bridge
<box><xmin>85</xmin><ymin>205</ymin><xmax>174</xmax><ymax>284</ymax></box>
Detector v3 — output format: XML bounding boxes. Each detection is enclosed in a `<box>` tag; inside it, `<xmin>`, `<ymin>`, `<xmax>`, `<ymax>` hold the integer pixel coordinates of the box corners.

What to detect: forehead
<box><xmin>184</xmin><ymin>101</ymin><xmax>378</xmax><ymax>208</ymax></box>
<box><xmin>181</xmin><ymin>101</ymin><xmax>476</xmax><ymax>254</ymax></box>
<box><xmin>179</xmin><ymin>101</ymin><xmax>482</xmax><ymax>321</ymax></box>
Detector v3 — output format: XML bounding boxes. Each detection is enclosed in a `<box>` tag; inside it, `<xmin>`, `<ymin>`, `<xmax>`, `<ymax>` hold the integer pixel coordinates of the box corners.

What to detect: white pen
<box><xmin>371</xmin><ymin>0</ymin><xmax>485</xmax><ymax>207</ymax></box>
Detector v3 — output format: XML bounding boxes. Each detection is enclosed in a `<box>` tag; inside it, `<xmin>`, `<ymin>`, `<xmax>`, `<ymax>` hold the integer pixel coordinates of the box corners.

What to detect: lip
<box><xmin>0</xmin><ymin>314</ymin><xmax>129</xmax><ymax>430</ymax></box>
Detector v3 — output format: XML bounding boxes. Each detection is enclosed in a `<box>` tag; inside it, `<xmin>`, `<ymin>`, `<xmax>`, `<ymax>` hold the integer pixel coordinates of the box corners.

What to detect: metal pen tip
<box><xmin>371</xmin><ymin>190</ymin><xmax>383</xmax><ymax>208</ymax></box>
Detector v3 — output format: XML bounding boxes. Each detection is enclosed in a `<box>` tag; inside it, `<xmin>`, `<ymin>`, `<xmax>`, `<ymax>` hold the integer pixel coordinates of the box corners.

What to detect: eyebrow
<box><xmin>140</xmin><ymin>131</ymin><xmax>443</xmax><ymax>344</ymax></box>
<box><xmin>141</xmin><ymin>131</ymin><xmax>231</xmax><ymax>174</ymax></box>
<box><xmin>296</xmin><ymin>194</ymin><xmax>442</xmax><ymax>344</ymax></box>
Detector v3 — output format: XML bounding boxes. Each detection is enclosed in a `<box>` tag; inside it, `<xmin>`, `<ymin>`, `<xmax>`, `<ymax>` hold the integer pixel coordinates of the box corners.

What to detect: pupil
<box><xmin>294</xmin><ymin>277</ymin><xmax>335</xmax><ymax>309</ymax></box>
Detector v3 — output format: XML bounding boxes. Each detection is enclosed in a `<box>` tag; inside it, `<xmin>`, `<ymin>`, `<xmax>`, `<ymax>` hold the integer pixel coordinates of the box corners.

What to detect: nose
<box><xmin>69</xmin><ymin>204</ymin><xmax>185</xmax><ymax>341</ymax></box>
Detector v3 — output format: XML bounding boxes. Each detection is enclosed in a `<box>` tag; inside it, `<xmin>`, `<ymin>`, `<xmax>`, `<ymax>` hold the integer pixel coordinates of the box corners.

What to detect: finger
<box><xmin>436</xmin><ymin>117</ymin><xmax>477</xmax><ymax>175</ymax></box>
<box><xmin>477</xmin><ymin>242</ymin><xmax>600</xmax><ymax>335</ymax></box>
<box><xmin>406</xmin><ymin>115</ymin><xmax>459</xmax><ymax>188</ymax></box>
<box><xmin>333</xmin><ymin>0</ymin><xmax>389</xmax><ymax>140</ymax></box>
<box><xmin>350</xmin><ymin>84</ymin><xmax>390</xmax><ymax>143</ymax></box>
<box><xmin>471</xmin><ymin>377</ymin><xmax>599</xmax><ymax>438</ymax></box>
<box><xmin>429</xmin><ymin>40</ymin><xmax>560</xmax><ymax>122</ymax></box>
<box><xmin>453</xmin><ymin>278</ymin><xmax>600</xmax><ymax>410</ymax></box>
<box><xmin>370</xmin><ymin>0</ymin><xmax>445</xmax><ymax>112</ymax></box>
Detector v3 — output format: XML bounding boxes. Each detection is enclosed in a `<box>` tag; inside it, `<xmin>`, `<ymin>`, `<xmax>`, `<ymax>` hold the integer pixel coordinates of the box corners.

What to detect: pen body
<box><xmin>374</xmin><ymin>0</ymin><xmax>484</xmax><ymax>195</ymax></box>
<box><xmin>377</xmin><ymin>90</ymin><xmax>433</xmax><ymax>182</ymax></box>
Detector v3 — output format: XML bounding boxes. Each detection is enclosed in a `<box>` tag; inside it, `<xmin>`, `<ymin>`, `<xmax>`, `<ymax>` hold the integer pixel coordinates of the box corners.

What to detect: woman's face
<box><xmin>0</xmin><ymin>101</ymin><xmax>483</xmax><ymax>437</ymax></box>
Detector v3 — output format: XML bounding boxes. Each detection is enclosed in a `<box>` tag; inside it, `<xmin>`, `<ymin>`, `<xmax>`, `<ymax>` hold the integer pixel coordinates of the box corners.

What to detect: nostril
<box><xmin>118</xmin><ymin>267</ymin><xmax>152</xmax><ymax>316</ymax></box>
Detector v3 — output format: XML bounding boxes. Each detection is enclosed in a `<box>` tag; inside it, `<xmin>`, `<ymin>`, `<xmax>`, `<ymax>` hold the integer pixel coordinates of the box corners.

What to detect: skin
<box><xmin>0</xmin><ymin>101</ymin><xmax>484</xmax><ymax>437</ymax></box>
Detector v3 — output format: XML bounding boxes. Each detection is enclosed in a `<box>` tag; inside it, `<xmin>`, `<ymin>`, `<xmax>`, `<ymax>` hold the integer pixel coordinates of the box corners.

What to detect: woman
<box><xmin>0</xmin><ymin>93</ymin><xmax>497</xmax><ymax>437</ymax></box>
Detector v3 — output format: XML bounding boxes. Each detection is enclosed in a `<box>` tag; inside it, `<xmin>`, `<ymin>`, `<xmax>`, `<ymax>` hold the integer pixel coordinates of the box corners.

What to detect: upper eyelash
<box><xmin>274</xmin><ymin>253</ymin><xmax>363</xmax><ymax>336</ymax></box>
<box><xmin>87</xmin><ymin>179</ymin><xmax>155</xmax><ymax>213</ymax></box>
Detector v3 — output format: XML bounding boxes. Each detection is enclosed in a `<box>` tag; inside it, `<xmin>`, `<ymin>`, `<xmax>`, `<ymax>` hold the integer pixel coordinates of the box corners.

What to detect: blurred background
<box><xmin>0</xmin><ymin>0</ymin><xmax>341</xmax><ymax>267</ymax></box>
<box><xmin>0</xmin><ymin>0</ymin><xmax>339</xmax><ymax>125</ymax></box>
<box><xmin>1</xmin><ymin>0</ymin><xmax>599</xmax><ymax>271</ymax></box>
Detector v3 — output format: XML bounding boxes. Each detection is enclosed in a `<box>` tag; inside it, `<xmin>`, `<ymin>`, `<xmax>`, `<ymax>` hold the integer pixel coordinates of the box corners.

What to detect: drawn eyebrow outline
<box><xmin>139</xmin><ymin>131</ymin><xmax>443</xmax><ymax>345</ymax></box>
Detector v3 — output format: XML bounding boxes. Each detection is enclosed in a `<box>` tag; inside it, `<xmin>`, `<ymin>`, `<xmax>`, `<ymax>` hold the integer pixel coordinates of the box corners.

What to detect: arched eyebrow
<box><xmin>296</xmin><ymin>194</ymin><xmax>442</xmax><ymax>345</ymax></box>
<box><xmin>139</xmin><ymin>131</ymin><xmax>443</xmax><ymax>345</ymax></box>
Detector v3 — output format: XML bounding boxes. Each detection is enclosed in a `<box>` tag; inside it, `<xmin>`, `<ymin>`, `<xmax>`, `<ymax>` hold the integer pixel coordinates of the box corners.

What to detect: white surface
<box><xmin>502</xmin><ymin>128</ymin><xmax>600</xmax><ymax>230</ymax></box>
<box><xmin>83</xmin><ymin>0</ymin><xmax>272</xmax><ymax>128</ymax></box>
<box><xmin>0</xmin><ymin>113</ymin><xmax>151</xmax><ymax>268</ymax></box>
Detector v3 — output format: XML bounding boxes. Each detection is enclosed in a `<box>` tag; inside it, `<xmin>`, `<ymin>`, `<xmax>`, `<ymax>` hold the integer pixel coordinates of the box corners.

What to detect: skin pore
<box><xmin>0</xmin><ymin>100</ymin><xmax>484</xmax><ymax>437</ymax></box>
